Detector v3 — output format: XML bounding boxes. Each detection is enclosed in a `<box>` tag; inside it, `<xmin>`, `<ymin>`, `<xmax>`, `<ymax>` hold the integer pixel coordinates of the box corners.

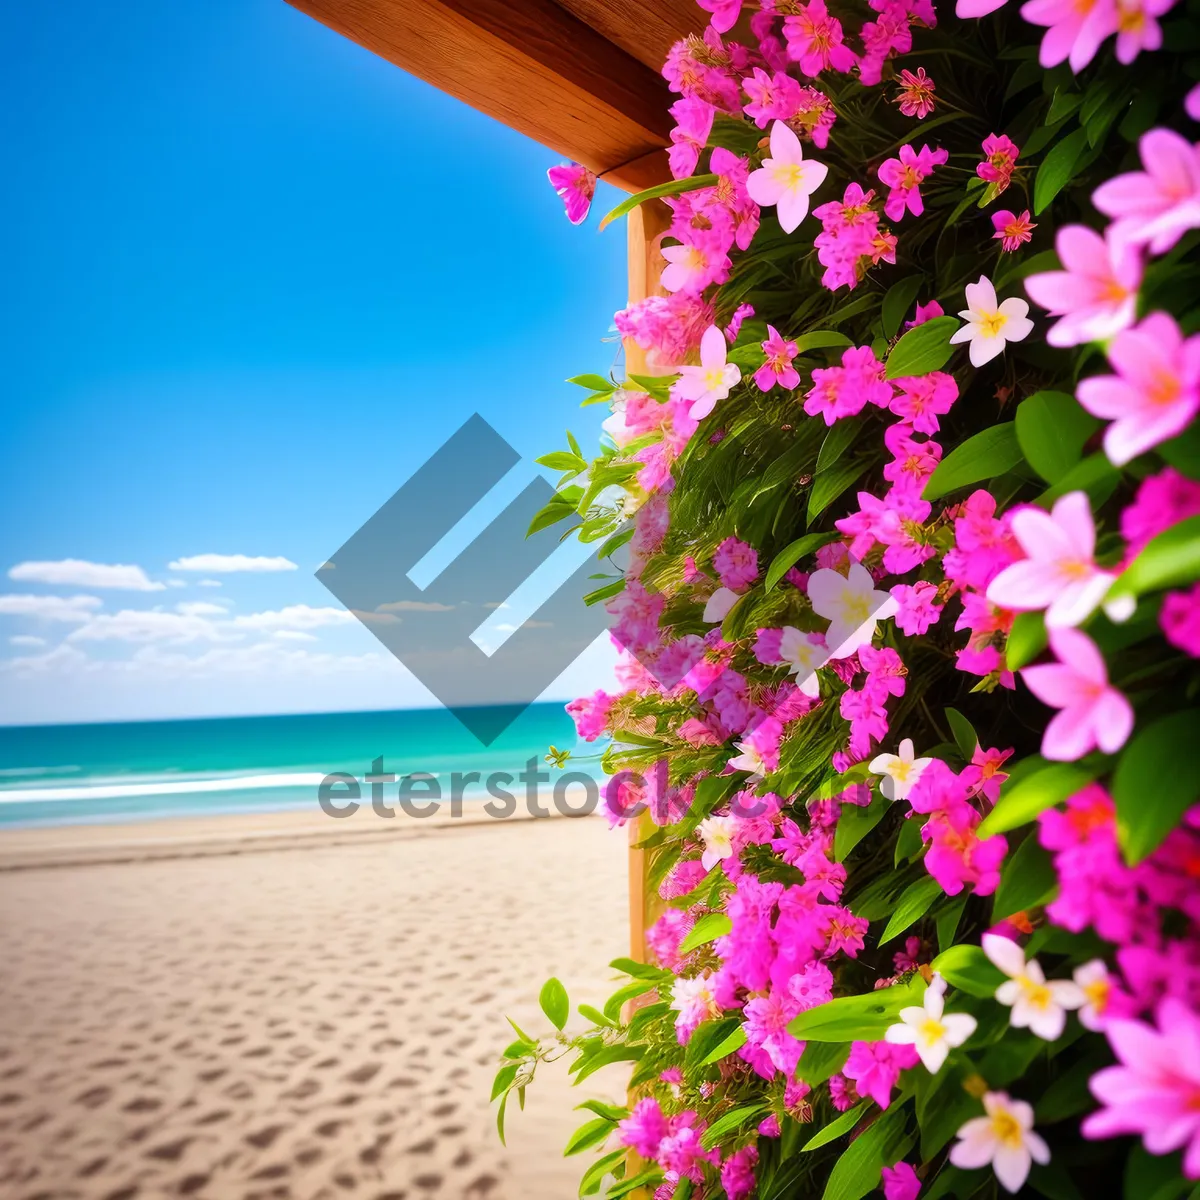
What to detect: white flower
<box><xmin>600</xmin><ymin>389</ymin><xmax>636</xmax><ymax>448</ymax></box>
<box><xmin>949</xmin><ymin>1090</ymin><xmax>1050</xmax><ymax>1194</ymax></box>
<box><xmin>1072</xmin><ymin>959</ymin><xmax>1114</xmax><ymax>1031</ymax></box>
<box><xmin>806</xmin><ymin>562</ymin><xmax>900</xmax><ymax>659</ymax></box>
<box><xmin>698</xmin><ymin>815</ymin><xmax>738</xmax><ymax>872</ymax></box>
<box><xmin>983</xmin><ymin>933</ymin><xmax>1085</xmax><ymax>1041</ymax></box>
<box><xmin>746</xmin><ymin>121</ymin><xmax>829</xmax><ymax>234</ymax></box>
<box><xmin>868</xmin><ymin>737</ymin><xmax>933</xmax><ymax>801</ymax></box>
<box><xmin>674</xmin><ymin>325</ymin><xmax>741</xmax><ymax>421</ymax></box>
<box><xmin>885</xmin><ymin>973</ymin><xmax>977</xmax><ymax>1074</ymax></box>
<box><xmin>949</xmin><ymin>275</ymin><xmax>1034</xmax><ymax>368</ymax></box>
<box><xmin>703</xmin><ymin>586</ymin><xmax>740</xmax><ymax>623</ymax></box>
<box><xmin>778</xmin><ymin>626</ymin><xmax>830</xmax><ymax>697</ymax></box>
<box><xmin>727</xmin><ymin>740</ymin><xmax>767</xmax><ymax>779</ymax></box>
<box><xmin>670</xmin><ymin>970</ymin><xmax>721</xmax><ymax>1026</ymax></box>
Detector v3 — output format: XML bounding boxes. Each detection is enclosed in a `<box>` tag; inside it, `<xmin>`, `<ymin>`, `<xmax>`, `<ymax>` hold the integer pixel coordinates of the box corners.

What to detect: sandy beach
<box><xmin>0</xmin><ymin>812</ymin><xmax>630</xmax><ymax>1199</ymax></box>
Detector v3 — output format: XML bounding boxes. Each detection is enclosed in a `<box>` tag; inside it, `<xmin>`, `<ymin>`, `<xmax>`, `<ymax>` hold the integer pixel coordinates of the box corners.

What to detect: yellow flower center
<box><xmin>1019</xmin><ymin>975</ymin><xmax>1053</xmax><ymax>1009</ymax></box>
<box><xmin>991</xmin><ymin>1110</ymin><xmax>1025</xmax><ymax>1149</ymax></box>
<box><xmin>891</xmin><ymin>761</ymin><xmax>913</xmax><ymax>783</ymax></box>
<box><xmin>1084</xmin><ymin>978</ymin><xmax>1109</xmax><ymax>1013</ymax></box>
<box><xmin>978</xmin><ymin>309</ymin><xmax>1008</xmax><ymax>338</ymax></box>
<box><xmin>920</xmin><ymin>1016</ymin><xmax>947</xmax><ymax>1043</ymax></box>
<box><xmin>840</xmin><ymin>594</ymin><xmax>870</xmax><ymax>624</ymax></box>
<box><xmin>772</xmin><ymin>161</ymin><xmax>807</xmax><ymax>191</ymax></box>
<box><xmin>702</xmin><ymin>367</ymin><xmax>727</xmax><ymax>391</ymax></box>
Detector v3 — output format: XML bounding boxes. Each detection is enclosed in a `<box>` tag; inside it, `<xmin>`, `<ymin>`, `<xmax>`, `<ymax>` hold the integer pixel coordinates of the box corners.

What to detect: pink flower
<box><xmin>805</xmin><ymin>345</ymin><xmax>893</xmax><ymax>423</ymax></box>
<box><xmin>1022</xmin><ymin>627</ymin><xmax>1134</xmax><ymax>761</ymax></box>
<box><xmin>747</xmin><ymin>120</ymin><xmax>829</xmax><ymax>234</ymax></box>
<box><xmin>783</xmin><ymin>1</ymin><xmax>858</xmax><ymax>76</ymax></box>
<box><xmin>725</xmin><ymin>302</ymin><xmax>755</xmax><ymax>342</ymax></box>
<box><xmin>1076</xmin><ymin>312</ymin><xmax>1200</xmax><ymax>465</ymax></box>
<box><xmin>546</xmin><ymin>162</ymin><xmax>596</xmax><ymax>224</ymax></box>
<box><xmin>668</xmin><ymin>96</ymin><xmax>717</xmax><ymax>180</ymax></box>
<box><xmin>742</xmin><ymin>67</ymin><xmax>803</xmax><ymax>130</ymax></box>
<box><xmin>894</xmin><ymin>67</ymin><xmax>936</xmax><ymax>119</ymax></box>
<box><xmin>843</xmin><ymin>1039</ymin><xmax>919</xmax><ymax>1108</ymax></box>
<box><xmin>714</xmin><ymin>537</ymin><xmax>759</xmax><ymax>590</ymax></box>
<box><xmin>883</xmin><ymin>422</ymin><xmax>942</xmax><ymax>491</ymax></box>
<box><xmin>877</xmin><ymin>144</ymin><xmax>949</xmax><ymax>221</ymax></box>
<box><xmin>755</xmin><ymin>325</ymin><xmax>801</xmax><ymax>391</ymax></box>
<box><xmin>889</xmin><ymin>371</ymin><xmax>958</xmax><ymax>434</ymax></box>
<box><xmin>957</xmin><ymin>0</ymin><xmax>1009</xmax><ymax>15</ymax></box>
<box><xmin>977</xmin><ymin>134</ymin><xmax>1020</xmax><ymax>193</ymax></box>
<box><xmin>907</xmin><ymin>299</ymin><xmax>944</xmax><ymax>327</ymax></box>
<box><xmin>1162</xmin><ymin>584</ymin><xmax>1200</xmax><ymax>657</ymax></box>
<box><xmin>675</xmin><ymin>325</ymin><xmax>742</xmax><ymax>420</ymax></box>
<box><xmin>882</xmin><ymin>1161</ymin><xmax>922</xmax><ymax>1200</ymax></box>
<box><xmin>698</xmin><ymin>0</ymin><xmax>744</xmax><ymax>33</ymax></box>
<box><xmin>1093</xmin><ymin>128</ymin><xmax>1200</xmax><ymax>254</ymax></box>
<box><xmin>923</xmin><ymin>802</ymin><xmax>1008</xmax><ymax>896</ymax></box>
<box><xmin>1025</xmin><ymin>225</ymin><xmax>1142</xmax><ymax>347</ymax></box>
<box><xmin>1083</xmin><ymin>998</ymin><xmax>1200</xmax><ymax>1177</ymax></box>
<box><xmin>986</xmin><ymin>492</ymin><xmax>1116</xmax><ymax>628</ymax></box>
<box><xmin>892</xmin><ymin>581</ymin><xmax>944</xmax><ymax>636</ymax></box>
<box><xmin>961</xmin><ymin>745</ymin><xmax>1013</xmax><ymax>803</ymax></box>
<box><xmin>661</xmin><ymin>230</ymin><xmax>731</xmax><ymax>295</ymax></box>
<box><xmin>1121</xmin><ymin>467</ymin><xmax>1200</xmax><ymax>557</ymax></box>
<box><xmin>566</xmin><ymin>690</ymin><xmax>616</xmax><ymax>741</ymax></box>
<box><xmin>1189</xmin><ymin>83</ymin><xmax>1200</xmax><ymax>122</ymax></box>
<box><xmin>1020</xmin><ymin>0</ymin><xmax>1119</xmax><ymax>72</ymax></box>
<box><xmin>992</xmin><ymin>209</ymin><xmax>1036</xmax><ymax>252</ymax></box>
<box><xmin>720</xmin><ymin>1145</ymin><xmax>758</xmax><ymax>1200</ymax></box>
<box><xmin>1114</xmin><ymin>0</ymin><xmax>1175</xmax><ymax>63</ymax></box>
<box><xmin>618</xmin><ymin>1097</ymin><xmax>670</xmax><ymax>1159</ymax></box>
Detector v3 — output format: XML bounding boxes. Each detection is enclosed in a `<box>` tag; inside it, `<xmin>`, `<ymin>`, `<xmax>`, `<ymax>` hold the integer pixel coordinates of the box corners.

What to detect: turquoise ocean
<box><xmin>0</xmin><ymin>704</ymin><xmax>604</xmax><ymax>829</ymax></box>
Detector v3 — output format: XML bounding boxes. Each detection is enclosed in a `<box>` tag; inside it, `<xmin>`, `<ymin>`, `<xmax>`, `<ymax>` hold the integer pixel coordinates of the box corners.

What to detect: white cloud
<box><xmin>8</xmin><ymin>559</ymin><xmax>165</xmax><ymax>592</ymax></box>
<box><xmin>67</xmin><ymin>609</ymin><xmax>234</xmax><ymax>645</ymax></box>
<box><xmin>231</xmin><ymin>604</ymin><xmax>355</xmax><ymax>632</ymax></box>
<box><xmin>176</xmin><ymin>601</ymin><xmax>228</xmax><ymax>617</ymax></box>
<box><xmin>167</xmin><ymin>579</ymin><xmax>187</xmax><ymax>588</ymax></box>
<box><xmin>1</xmin><ymin>643</ymin><xmax>91</xmax><ymax>675</ymax></box>
<box><xmin>273</xmin><ymin>630</ymin><xmax>317</xmax><ymax>642</ymax></box>
<box><xmin>9</xmin><ymin>635</ymin><xmax>46</xmax><ymax>647</ymax></box>
<box><xmin>376</xmin><ymin>599</ymin><xmax>457</xmax><ymax>613</ymax></box>
<box><xmin>0</xmin><ymin>594</ymin><xmax>103</xmax><ymax>623</ymax></box>
<box><xmin>169</xmin><ymin>554</ymin><xmax>297</xmax><ymax>573</ymax></box>
<box><xmin>197</xmin><ymin>579</ymin><xmax>223</xmax><ymax>588</ymax></box>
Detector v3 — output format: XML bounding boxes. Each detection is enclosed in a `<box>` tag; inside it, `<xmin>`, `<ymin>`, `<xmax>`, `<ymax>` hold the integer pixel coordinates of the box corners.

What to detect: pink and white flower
<box><xmin>949</xmin><ymin>276</ymin><xmax>1033</xmax><ymax>367</ymax></box>
<box><xmin>698</xmin><ymin>815</ymin><xmax>738</xmax><ymax>871</ymax></box>
<box><xmin>807</xmin><ymin>561</ymin><xmax>900</xmax><ymax>659</ymax></box>
<box><xmin>777</xmin><ymin>627</ymin><xmax>831</xmax><ymax>697</ymax></box>
<box><xmin>986</xmin><ymin>492</ymin><xmax>1116</xmax><ymax>627</ymax></box>
<box><xmin>1020</xmin><ymin>0</ymin><xmax>1119</xmax><ymax>72</ymax></box>
<box><xmin>869</xmin><ymin>738</ymin><xmax>933</xmax><ymax>801</ymax></box>
<box><xmin>983</xmin><ymin>933</ymin><xmax>1085</xmax><ymax>1041</ymax></box>
<box><xmin>885</xmin><ymin>974</ymin><xmax>978</xmax><ymax>1073</ymax></box>
<box><xmin>949</xmin><ymin>1091</ymin><xmax>1051</xmax><ymax>1193</ymax></box>
<box><xmin>747</xmin><ymin>121</ymin><xmax>829</xmax><ymax>234</ymax></box>
<box><xmin>1021</xmin><ymin>628</ymin><xmax>1135</xmax><ymax>761</ymax></box>
<box><xmin>674</xmin><ymin>325</ymin><xmax>742</xmax><ymax>421</ymax></box>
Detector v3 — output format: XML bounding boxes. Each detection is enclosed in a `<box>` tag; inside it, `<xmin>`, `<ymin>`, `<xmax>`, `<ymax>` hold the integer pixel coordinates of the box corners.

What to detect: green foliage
<box><xmin>884</xmin><ymin>316</ymin><xmax>960</xmax><ymax>378</ymax></box>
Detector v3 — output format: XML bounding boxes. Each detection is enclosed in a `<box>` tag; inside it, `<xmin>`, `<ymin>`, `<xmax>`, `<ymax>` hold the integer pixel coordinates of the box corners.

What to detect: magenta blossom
<box><xmin>783</xmin><ymin>1</ymin><xmax>858</xmax><ymax>76</ymax></box>
<box><xmin>1114</xmin><ymin>0</ymin><xmax>1175</xmax><ymax>63</ymax></box>
<box><xmin>908</xmin><ymin>299</ymin><xmax>944</xmax><ymax>328</ymax></box>
<box><xmin>668</xmin><ymin>95</ymin><xmax>717</xmax><ymax>180</ymax></box>
<box><xmin>1084</xmin><ymin>998</ymin><xmax>1200</xmax><ymax>1177</ymax></box>
<box><xmin>1020</xmin><ymin>0</ymin><xmax>1119</xmax><ymax>72</ymax></box>
<box><xmin>957</xmin><ymin>0</ymin><xmax>1009</xmax><ymax>15</ymax></box>
<box><xmin>987</xmin><ymin>492</ymin><xmax>1115</xmax><ymax>628</ymax></box>
<box><xmin>977</xmin><ymin>134</ymin><xmax>1019</xmax><ymax>193</ymax></box>
<box><xmin>1022</xmin><ymin>627</ymin><xmax>1134</xmax><ymax>761</ymax></box>
<box><xmin>894</xmin><ymin>68</ymin><xmax>936</xmax><ymax>119</ymax></box>
<box><xmin>992</xmin><ymin>209</ymin><xmax>1036</xmax><ymax>252</ymax></box>
<box><xmin>1076</xmin><ymin>311</ymin><xmax>1200</xmax><ymax>466</ymax></box>
<box><xmin>843</xmin><ymin>1039</ymin><xmax>919</xmax><ymax>1108</ymax></box>
<box><xmin>697</xmin><ymin>0</ymin><xmax>743</xmax><ymax>33</ymax></box>
<box><xmin>892</xmin><ymin>581</ymin><xmax>945</xmax><ymax>636</ymax></box>
<box><xmin>755</xmin><ymin>325</ymin><xmax>801</xmax><ymax>391</ymax></box>
<box><xmin>882</xmin><ymin>1161</ymin><xmax>922</xmax><ymax>1200</ymax></box>
<box><xmin>714</xmin><ymin>537</ymin><xmax>759</xmax><ymax>590</ymax></box>
<box><xmin>1094</xmin><ymin>128</ymin><xmax>1200</xmax><ymax>255</ymax></box>
<box><xmin>742</xmin><ymin>68</ymin><xmax>803</xmax><ymax>130</ymax></box>
<box><xmin>1162</xmin><ymin>584</ymin><xmax>1200</xmax><ymax>657</ymax></box>
<box><xmin>1025</xmin><ymin>225</ymin><xmax>1142</xmax><ymax>347</ymax></box>
<box><xmin>547</xmin><ymin>162</ymin><xmax>596</xmax><ymax>224</ymax></box>
<box><xmin>877</xmin><ymin>144</ymin><xmax>949</xmax><ymax>221</ymax></box>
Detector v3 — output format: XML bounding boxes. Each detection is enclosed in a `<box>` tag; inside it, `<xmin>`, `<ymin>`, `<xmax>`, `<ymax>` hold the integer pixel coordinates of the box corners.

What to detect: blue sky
<box><xmin>0</xmin><ymin>0</ymin><xmax>625</xmax><ymax>725</ymax></box>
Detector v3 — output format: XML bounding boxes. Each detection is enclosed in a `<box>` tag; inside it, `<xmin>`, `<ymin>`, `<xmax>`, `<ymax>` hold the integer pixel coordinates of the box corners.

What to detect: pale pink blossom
<box><xmin>1083</xmin><ymin>998</ymin><xmax>1200</xmax><ymax>1177</ymax></box>
<box><xmin>1020</xmin><ymin>0</ymin><xmax>1119</xmax><ymax>72</ymax></box>
<box><xmin>1076</xmin><ymin>311</ymin><xmax>1200</xmax><ymax>465</ymax></box>
<box><xmin>950</xmin><ymin>1091</ymin><xmax>1051</xmax><ymax>1193</ymax></box>
<box><xmin>807</xmin><ymin>561</ymin><xmax>900</xmax><ymax>658</ymax></box>
<box><xmin>1025</xmin><ymin>225</ymin><xmax>1142</xmax><ymax>347</ymax></box>
<box><xmin>674</xmin><ymin>325</ymin><xmax>742</xmax><ymax>420</ymax></box>
<box><xmin>986</xmin><ymin>492</ymin><xmax>1115</xmax><ymax>627</ymax></box>
<box><xmin>949</xmin><ymin>275</ymin><xmax>1034</xmax><ymax>367</ymax></box>
<box><xmin>984</xmin><ymin>933</ymin><xmax>1085</xmax><ymax>1041</ymax></box>
<box><xmin>1093</xmin><ymin>127</ymin><xmax>1200</xmax><ymax>255</ymax></box>
<box><xmin>1114</xmin><ymin>0</ymin><xmax>1175</xmax><ymax>64</ymax></box>
<box><xmin>747</xmin><ymin>121</ymin><xmax>829</xmax><ymax>234</ymax></box>
<box><xmin>1021</xmin><ymin>627</ymin><xmax>1135</xmax><ymax>761</ymax></box>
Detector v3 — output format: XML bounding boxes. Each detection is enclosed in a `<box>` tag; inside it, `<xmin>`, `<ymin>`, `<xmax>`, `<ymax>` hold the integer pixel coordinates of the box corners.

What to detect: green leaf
<box><xmin>607</xmin><ymin>1170</ymin><xmax>666</xmax><ymax>1199</ymax></box>
<box><xmin>599</xmin><ymin>174</ymin><xmax>719</xmax><ymax>231</ymax></box>
<box><xmin>1015</xmin><ymin>390</ymin><xmax>1101</xmax><ymax>483</ymax></box>
<box><xmin>931</xmin><ymin>945</ymin><xmax>1005</xmax><ymax>997</ymax></box>
<box><xmin>1006</xmin><ymin>610</ymin><xmax>1048</xmax><ymax>671</ymax></box>
<box><xmin>816</xmin><ymin>417</ymin><xmax>864</xmax><ymax>474</ymax></box>
<box><xmin>923</xmin><ymin>423</ymin><xmax>1024</xmax><ymax>500</ymax></box>
<box><xmin>764</xmin><ymin>532</ymin><xmax>840</xmax><ymax>591</ymax></box>
<box><xmin>802</xmin><ymin>1100</ymin><xmax>869</xmax><ymax>1151</ymax></box>
<box><xmin>564</xmin><ymin>1117</ymin><xmax>614</xmax><ymax>1156</ymax></box>
<box><xmin>577</xmin><ymin>1004</ymin><xmax>617</xmax><ymax>1028</ymax></box>
<box><xmin>1124</xmin><ymin>1144</ymin><xmax>1192</xmax><ymax>1200</ymax></box>
<box><xmin>537</xmin><ymin>450</ymin><xmax>586</xmax><ymax>473</ymax></box>
<box><xmin>685</xmin><ymin>1017</ymin><xmax>742</xmax><ymax>1069</ymax></box>
<box><xmin>1113</xmin><ymin>710</ymin><xmax>1200</xmax><ymax>863</ymax></box>
<box><xmin>1160</xmin><ymin>421</ymin><xmax>1200</xmax><ymax>478</ymax></box>
<box><xmin>808</xmin><ymin>457</ymin><xmax>864</xmax><ymax>522</ymax></box>
<box><xmin>821</xmin><ymin>1102</ymin><xmax>914</xmax><ymax>1200</ymax></box>
<box><xmin>528</xmin><ymin>495</ymin><xmax>578</xmax><ymax>536</ymax></box>
<box><xmin>1108</xmin><ymin>514</ymin><xmax>1200</xmax><ymax>607</ymax></box>
<box><xmin>977</xmin><ymin>758</ymin><xmax>1100</xmax><ymax>837</ymax></box>
<box><xmin>879</xmin><ymin>875</ymin><xmax>944</xmax><ymax>944</ymax></box>
<box><xmin>583</xmin><ymin>579</ymin><xmax>625</xmax><ymax>606</ymax></box>
<box><xmin>885</xmin><ymin>316</ymin><xmax>961</xmax><ymax>378</ymax></box>
<box><xmin>603</xmin><ymin>978</ymin><xmax>659</xmax><ymax>1021</ymax></box>
<box><xmin>700</xmin><ymin>1023</ymin><xmax>748</xmax><ymax>1065</ymax></box>
<box><xmin>834</xmin><ymin>792</ymin><xmax>889</xmax><ymax>861</ymax></box>
<box><xmin>679</xmin><ymin>912</ymin><xmax>733</xmax><ymax>954</ymax></box>
<box><xmin>881</xmin><ymin>275</ymin><xmax>927</xmax><ymax>339</ymax></box>
<box><xmin>540</xmin><ymin>977</ymin><xmax>570</xmax><ymax>1030</ymax></box>
<box><xmin>496</xmin><ymin>1091</ymin><xmax>509</xmax><ymax>1145</ymax></box>
<box><xmin>609</xmin><ymin>956</ymin><xmax>670</xmax><ymax>980</ymax></box>
<box><xmin>491</xmin><ymin>1062</ymin><xmax>518</xmax><ymax>1101</ymax></box>
<box><xmin>501</xmin><ymin>1038</ymin><xmax>531</xmax><ymax>1059</ymax></box>
<box><xmin>793</xmin><ymin>330</ymin><xmax>854</xmax><ymax>354</ymax></box>
<box><xmin>1035</xmin><ymin>452</ymin><xmax>1120</xmax><ymax>510</ymax></box>
<box><xmin>576</xmin><ymin>1099</ymin><xmax>628</xmax><ymax>1121</ymax></box>
<box><xmin>993</xmin><ymin>835</ymin><xmax>1058</xmax><ymax>920</ymax></box>
<box><xmin>895</xmin><ymin>813</ymin><xmax>925</xmax><ymax>864</ymax></box>
<box><xmin>797</xmin><ymin>1040</ymin><xmax>851</xmax><ymax>1087</ymax></box>
<box><xmin>699</xmin><ymin>1104</ymin><xmax>768</xmax><ymax>1150</ymax></box>
<box><xmin>788</xmin><ymin>976</ymin><xmax>925</xmax><ymax>1041</ymax></box>
<box><xmin>1034</xmin><ymin>127</ymin><xmax>1090</xmax><ymax>214</ymax></box>
<box><xmin>572</xmin><ymin>1044</ymin><xmax>643</xmax><ymax>1083</ymax></box>
<box><xmin>937</xmin><ymin>895</ymin><xmax>967</xmax><ymax>952</ymax></box>
<box><xmin>1029</xmin><ymin>1161</ymin><xmax>1084</xmax><ymax>1200</ymax></box>
<box><xmin>579</xmin><ymin>1148</ymin><xmax>627</xmax><ymax>1197</ymax></box>
<box><xmin>568</xmin><ymin>374</ymin><xmax>613</xmax><ymax>393</ymax></box>
<box><xmin>598</xmin><ymin>526</ymin><xmax>634</xmax><ymax>560</ymax></box>
<box><xmin>945</xmin><ymin>708</ymin><xmax>978</xmax><ymax>759</ymax></box>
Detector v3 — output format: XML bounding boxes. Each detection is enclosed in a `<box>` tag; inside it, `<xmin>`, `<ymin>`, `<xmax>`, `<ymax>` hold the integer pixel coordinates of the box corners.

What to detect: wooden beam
<box><xmin>552</xmin><ymin>0</ymin><xmax>701</xmax><ymax>71</ymax></box>
<box><xmin>287</xmin><ymin>0</ymin><xmax>692</xmax><ymax>191</ymax></box>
